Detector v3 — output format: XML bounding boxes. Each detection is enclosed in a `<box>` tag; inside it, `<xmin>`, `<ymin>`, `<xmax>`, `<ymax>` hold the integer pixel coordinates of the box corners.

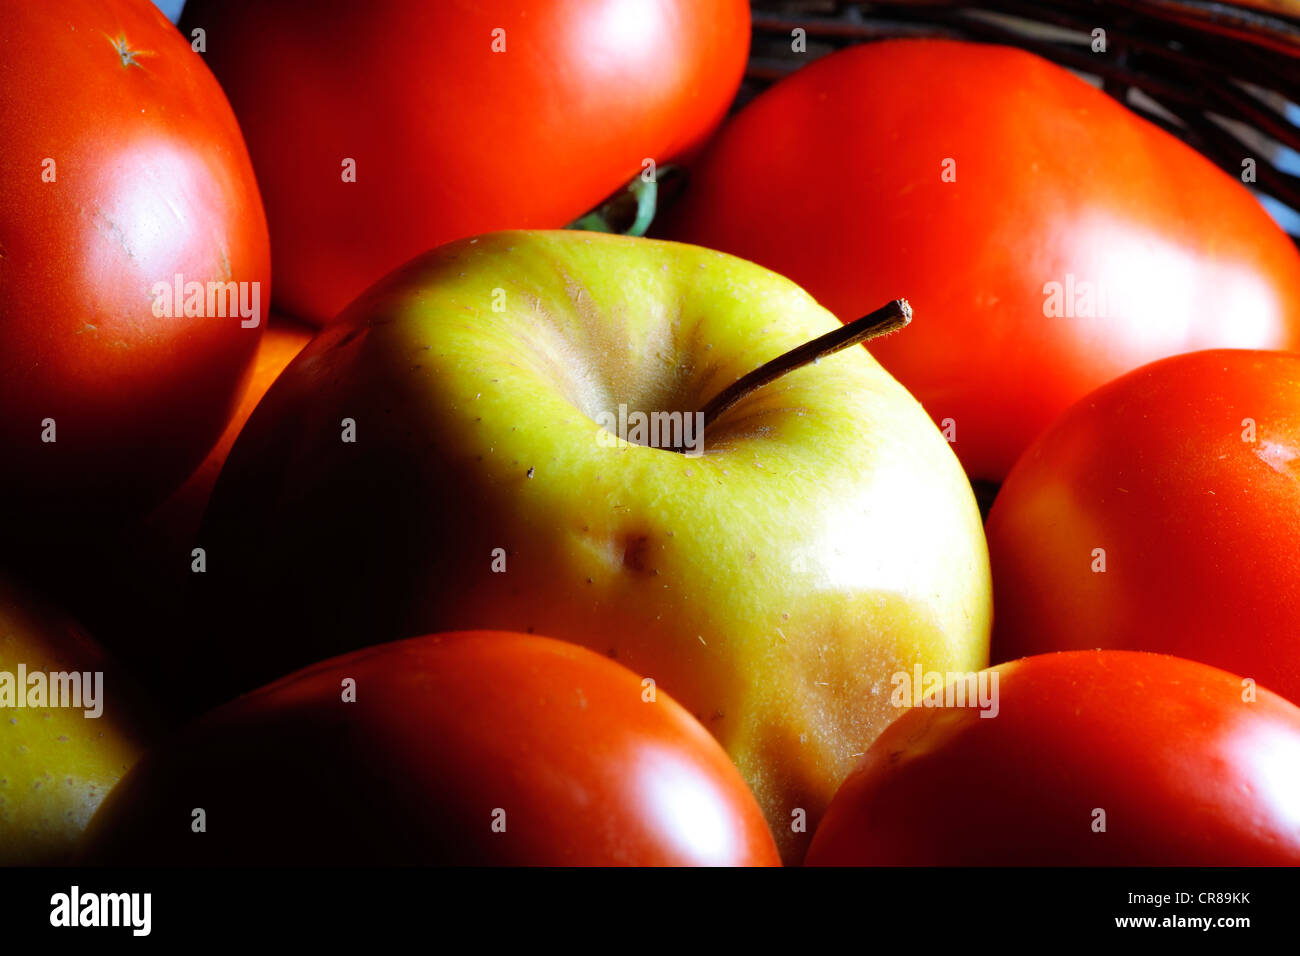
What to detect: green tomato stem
<box><xmin>567</xmin><ymin>173</ymin><xmax>660</xmax><ymax>237</ymax></box>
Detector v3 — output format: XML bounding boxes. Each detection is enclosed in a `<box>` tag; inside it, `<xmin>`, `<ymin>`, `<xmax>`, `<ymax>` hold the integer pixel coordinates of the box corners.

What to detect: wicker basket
<box><xmin>745</xmin><ymin>1</ymin><xmax>1300</xmax><ymax>238</ymax></box>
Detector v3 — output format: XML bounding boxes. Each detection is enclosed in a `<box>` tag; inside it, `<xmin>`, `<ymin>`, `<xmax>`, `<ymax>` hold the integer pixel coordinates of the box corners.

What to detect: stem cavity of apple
<box><xmin>674</xmin><ymin>298</ymin><xmax>912</xmax><ymax>452</ymax></box>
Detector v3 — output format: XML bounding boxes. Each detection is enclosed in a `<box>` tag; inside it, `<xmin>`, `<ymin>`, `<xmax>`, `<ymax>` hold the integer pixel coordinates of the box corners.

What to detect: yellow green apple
<box><xmin>197</xmin><ymin>230</ymin><xmax>992</xmax><ymax>860</ymax></box>
<box><xmin>0</xmin><ymin>575</ymin><xmax>146</xmax><ymax>864</ymax></box>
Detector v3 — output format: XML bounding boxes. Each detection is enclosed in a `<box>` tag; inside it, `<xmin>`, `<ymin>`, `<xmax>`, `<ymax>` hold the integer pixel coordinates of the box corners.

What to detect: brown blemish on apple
<box><xmin>621</xmin><ymin>535</ymin><xmax>655</xmax><ymax>575</ymax></box>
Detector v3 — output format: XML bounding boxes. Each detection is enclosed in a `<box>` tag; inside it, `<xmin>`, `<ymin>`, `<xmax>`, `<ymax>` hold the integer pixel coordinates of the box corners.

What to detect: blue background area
<box><xmin>152</xmin><ymin>0</ymin><xmax>184</xmax><ymax>22</ymax></box>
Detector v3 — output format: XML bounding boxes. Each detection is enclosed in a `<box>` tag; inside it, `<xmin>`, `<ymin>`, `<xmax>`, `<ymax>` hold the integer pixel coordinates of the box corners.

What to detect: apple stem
<box><xmin>681</xmin><ymin>298</ymin><xmax>912</xmax><ymax>450</ymax></box>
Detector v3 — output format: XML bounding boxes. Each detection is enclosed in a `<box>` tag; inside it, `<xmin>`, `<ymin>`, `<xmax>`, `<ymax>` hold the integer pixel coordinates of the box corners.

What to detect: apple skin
<box><xmin>0</xmin><ymin>575</ymin><xmax>146</xmax><ymax>865</ymax></box>
<box><xmin>196</xmin><ymin>230</ymin><xmax>992</xmax><ymax>860</ymax></box>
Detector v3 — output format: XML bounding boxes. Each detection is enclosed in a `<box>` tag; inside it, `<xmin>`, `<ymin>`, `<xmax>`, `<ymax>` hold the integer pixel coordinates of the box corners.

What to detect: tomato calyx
<box><xmin>567</xmin><ymin>166</ymin><xmax>682</xmax><ymax>237</ymax></box>
<box><xmin>108</xmin><ymin>34</ymin><xmax>152</xmax><ymax>69</ymax></box>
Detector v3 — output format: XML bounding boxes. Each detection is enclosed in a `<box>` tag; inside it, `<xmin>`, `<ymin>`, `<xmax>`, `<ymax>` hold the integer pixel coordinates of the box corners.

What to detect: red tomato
<box><xmin>806</xmin><ymin>651</ymin><xmax>1300</xmax><ymax>865</ymax></box>
<box><xmin>659</xmin><ymin>39</ymin><xmax>1300</xmax><ymax>481</ymax></box>
<box><xmin>0</xmin><ymin>0</ymin><xmax>269</xmax><ymax>516</ymax></box>
<box><xmin>80</xmin><ymin>632</ymin><xmax>781</xmax><ymax>866</ymax></box>
<box><xmin>180</xmin><ymin>0</ymin><xmax>750</xmax><ymax>323</ymax></box>
<box><xmin>987</xmin><ymin>349</ymin><xmax>1300</xmax><ymax>704</ymax></box>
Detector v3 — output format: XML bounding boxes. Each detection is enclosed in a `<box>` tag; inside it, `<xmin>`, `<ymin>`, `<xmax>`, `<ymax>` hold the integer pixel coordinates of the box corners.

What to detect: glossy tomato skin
<box><xmin>806</xmin><ymin>651</ymin><xmax>1300</xmax><ymax>865</ymax></box>
<box><xmin>0</xmin><ymin>0</ymin><xmax>269</xmax><ymax>516</ymax></box>
<box><xmin>659</xmin><ymin>40</ymin><xmax>1300</xmax><ymax>481</ymax></box>
<box><xmin>180</xmin><ymin>0</ymin><xmax>750</xmax><ymax>323</ymax></box>
<box><xmin>80</xmin><ymin>632</ymin><xmax>781</xmax><ymax>866</ymax></box>
<box><xmin>987</xmin><ymin>349</ymin><xmax>1300</xmax><ymax>704</ymax></box>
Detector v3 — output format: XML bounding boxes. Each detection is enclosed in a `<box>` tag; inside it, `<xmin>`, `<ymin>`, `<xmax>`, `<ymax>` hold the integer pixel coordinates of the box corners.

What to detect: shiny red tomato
<box><xmin>807</xmin><ymin>651</ymin><xmax>1300</xmax><ymax>865</ymax></box>
<box><xmin>80</xmin><ymin>631</ymin><xmax>781</xmax><ymax>865</ymax></box>
<box><xmin>180</xmin><ymin>0</ymin><xmax>750</xmax><ymax>323</ymax></box>
<box><xmin>987</xmin><ymin>349</ymin><xmax>1300</xmax><ymax>705</ymax></box>
<box><xmin>660</xmin><ymin>39</ymin><xmax>1300</xmax><ymax>481</ymax></box>
<box><xmin>0</xmin><ymin>0</ymin><xmax>269</xmax><ymax>516</ymax></box>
